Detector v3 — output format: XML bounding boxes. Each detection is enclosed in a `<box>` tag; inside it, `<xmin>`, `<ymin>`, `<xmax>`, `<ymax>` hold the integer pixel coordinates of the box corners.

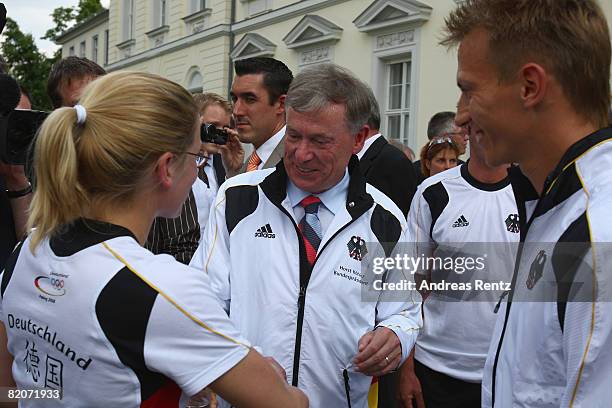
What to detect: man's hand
<box><xmin>200</xmin><ymin>128</ymin><xmax>244</xmax><ymax>173</ymax></box>
<box><xmin>398</xmin><ymin>354</ymin><xmax>425</xmax><ymax>408</ymax></box>
<box><xmin>353</xmin><ymin>327</ymin><xmax>401</xmax><ymax>376</ymax></box>
<box><xmin>219</xmin><ymin>128</ymin><xmax>244</xmax><ymax>172</ymax></box>
<box><xmin>0</xmin><ymin>161</ymin><xmax>28</xmax><ymax>190</ymax></box>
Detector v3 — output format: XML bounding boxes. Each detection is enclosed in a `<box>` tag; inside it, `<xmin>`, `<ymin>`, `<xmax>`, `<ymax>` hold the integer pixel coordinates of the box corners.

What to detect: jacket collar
<box><xmin>50</xmin><ymin>218</ymin><xmax>137</xmax><ymax>257</ymax></box>
<box><xmin>542</xmin><ymin>126</ymin><xmax>612</xmax><ymax>193</ymax></box>
<box><xmin>510</xmin><ymin>126</ymin><xmax>612</xmax><ymax>201</ymax></box>
<box><xmin>358</xmin><ymin>136</ymin><xmax>388</xmax><ymax>175</ymax></box>
<box><xmin>509</xmin><ymin>126</ymin><xmax>612</xmax><ymax>240</ymax></box>
<box><xmin>260</xmin><ymin>155</ymin><xmax>374</xmax><ymax>221</ymax></box>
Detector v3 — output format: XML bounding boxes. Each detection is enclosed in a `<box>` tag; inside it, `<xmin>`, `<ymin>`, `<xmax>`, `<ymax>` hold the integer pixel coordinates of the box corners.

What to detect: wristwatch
<box><xmin>6</xmin><ymin>183</ymin><xmax>32</xmax><ymax>199</ymax></box>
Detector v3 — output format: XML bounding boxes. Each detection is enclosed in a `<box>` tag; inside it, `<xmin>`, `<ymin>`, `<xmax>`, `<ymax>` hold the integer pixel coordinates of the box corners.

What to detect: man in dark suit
<box><xmin>357</xmin><ymin>90</ymin><xmax>418</xmax><ymax>218</ymax></box>
<box><xmin>357</xmin><ymin>88</ymin><xmax>418</xmax><ymax>408</ymax></box>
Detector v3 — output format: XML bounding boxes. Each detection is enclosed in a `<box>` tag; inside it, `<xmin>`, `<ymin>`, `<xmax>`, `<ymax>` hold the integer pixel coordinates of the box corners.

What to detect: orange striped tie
<box><xmin>246</xmin><ymin>151</ymin><xmax>262</xmax><ymax>172</ymax></box>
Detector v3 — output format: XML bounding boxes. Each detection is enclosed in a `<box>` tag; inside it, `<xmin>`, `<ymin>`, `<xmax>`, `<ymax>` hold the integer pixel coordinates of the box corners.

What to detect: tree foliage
<box><xmin>42</xmin><ymin>0</ymin><xmax>104</xmax><ymax>43</ymax></box>
<box><xmin>74</xmin><ymin>0</ymin><xmax>104</xmax><ymax>24</ymax></box>
<box><xmin>1</xmin><ymin>1</ymin><xmax>105</xmax><ymax>110</ymax></box>
<box><xmin>41</xmin><ymin>7</ymin><xmax>76</xmax><ymax>44</ymax></box>
<box><xmin>1</xmin><ymin>18</ymin><xmax>52</xmax><ymax>110</ymax></box>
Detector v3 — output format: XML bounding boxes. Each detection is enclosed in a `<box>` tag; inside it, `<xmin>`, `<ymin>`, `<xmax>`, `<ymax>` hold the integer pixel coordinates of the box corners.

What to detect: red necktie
<box><xmin>298</xmin><ymin>196</ymin><xmax>322</xmax><ymax>266</ymax></box>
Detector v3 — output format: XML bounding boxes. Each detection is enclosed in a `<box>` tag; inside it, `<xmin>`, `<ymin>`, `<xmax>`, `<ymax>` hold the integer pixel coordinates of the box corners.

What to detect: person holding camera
<box><xmin>0</xmin><ymin>71</ymin><xmax>308</xmax><ymax>408</ymax></box>
<box><xmin>0</xmin><ymin>88</ymin><xmax>33</xmax><ymax>270</ymax></box>
<box><xmin>196</xmin><ymin>93</ymin><xmax>244</xmax><ymax>176</ymax></box>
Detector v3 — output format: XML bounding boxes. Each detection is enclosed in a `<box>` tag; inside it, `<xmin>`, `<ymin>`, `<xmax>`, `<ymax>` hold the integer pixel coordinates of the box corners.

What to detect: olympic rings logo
<box><xmin>34</xmin><ymin>276</ymin><xmax>67</xmax><ymax>296</ymax></box>
<box><xmin>50</xmin><ymin>278</ymin><xmax>64</xmax><ymax>288</ymax></box>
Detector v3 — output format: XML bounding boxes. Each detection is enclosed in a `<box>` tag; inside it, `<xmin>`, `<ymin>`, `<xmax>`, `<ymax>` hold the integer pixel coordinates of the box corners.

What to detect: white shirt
<box><xmin>286</xmin><ymin>169</ymin><xmax>349</xmax><ymax>238</ymax></box>
<box><xmin>191</xmin><ymin>156</ymin><xmax>222</xmax><ymax>245</ymax></box>
<box><xmin>356</xmin><ymin>133</ymin><xmax>383</xmax><ymax>160</ymax></box>
<box><xmin>0</xmin><ymin>219</ymin><xmax>250</xmax><ymax>407</ymax></box>
<box><xmin>254</xmin><ymin>125</ymin><xmax>286</xmax><ymax>170</ymax></box>
<box><xmin>407</xmin><ymin>164</ymin><xmax>518</xmax><ymax>382</ymax></box>
<box><xmin>202</xmin><ymin>155</ymin><xmax>220</xmax><ymax>194</ymax></box>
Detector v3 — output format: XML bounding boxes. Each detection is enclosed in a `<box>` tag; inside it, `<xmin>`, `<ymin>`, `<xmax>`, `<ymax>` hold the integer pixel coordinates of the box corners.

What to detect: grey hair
<box><xmin>285</xmin><ymin>64</ymin><xmax>372</xmax><ymax>135</ymax></box>
<box><xmin>427</xmin><ymin>111</ymin><xmax>456</xmax><ymax>139</ymax></box>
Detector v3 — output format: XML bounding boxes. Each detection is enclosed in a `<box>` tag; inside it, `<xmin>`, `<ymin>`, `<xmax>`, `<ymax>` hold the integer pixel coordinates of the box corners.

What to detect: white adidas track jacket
<box><xmin>483</xmin><ymin>127</ymin><xmax>612</xmax><ymax>407</ymax></box>
<box><xmin>191</xmin><ymin>158</ymin><xmax>421</xmax><ymax>408</ymax></box>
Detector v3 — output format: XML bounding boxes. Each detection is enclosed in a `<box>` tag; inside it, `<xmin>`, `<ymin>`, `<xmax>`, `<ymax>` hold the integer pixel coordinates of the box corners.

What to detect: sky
<box><xmin>2</xmin><ymin>0</ymin><xmax>110</xmax><ymax>56</ymax></box>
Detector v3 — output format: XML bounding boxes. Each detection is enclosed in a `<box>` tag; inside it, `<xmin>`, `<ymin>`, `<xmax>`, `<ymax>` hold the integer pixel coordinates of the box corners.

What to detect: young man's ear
<box><xmin>155</xmin><ymin>152</ymin><xmax>175</xmax><ymax>189</ymax></box>
<box><xmin>351</xmin><ymin>125</ymin><xmax>369</xmax><ymax>155</ymax></box>
<box><xmin>276</xmin><ymin>94</ymin><xmax>286</xmax><ymax>115</ymax></box>
<box><xmin>519</xmin><ymin>63</ymin><xmax>548</xmax><ymax>109</ymax></box>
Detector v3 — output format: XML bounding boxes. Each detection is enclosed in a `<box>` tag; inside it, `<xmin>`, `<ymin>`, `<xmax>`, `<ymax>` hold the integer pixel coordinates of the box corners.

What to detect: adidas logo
<box><xmin>452</xmin><ymin>215</ymin><xmax>470</xmax><ymax>228</ymax></box>
<box><xmin>254</xmin><ymin>224</ymin><xmax>275</xmax><ymax>238</ymax></box>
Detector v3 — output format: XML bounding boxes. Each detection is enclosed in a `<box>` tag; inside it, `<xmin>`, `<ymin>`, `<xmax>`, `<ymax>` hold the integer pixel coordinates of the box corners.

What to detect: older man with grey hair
<box><xmin>191</xmin><ymin>63</ymin><xmax>421</xmax><ymax>407</ymax></box>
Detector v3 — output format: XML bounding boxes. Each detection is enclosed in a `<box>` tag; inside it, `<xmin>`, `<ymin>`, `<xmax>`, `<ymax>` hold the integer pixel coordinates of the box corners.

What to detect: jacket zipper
<box><xmin>343</xmin><ymin>369</ymin><xmax>352</xmax><ymax>408</ymax></box>
<box><xmin>491</xmin><ymin>190</ymin><xmax>547</xmax><ymax>406</ymax></box>
<box><xmin>289</xmin><ymin>212</ymin><xmax>361</xmax><ymax>387</ymax></box>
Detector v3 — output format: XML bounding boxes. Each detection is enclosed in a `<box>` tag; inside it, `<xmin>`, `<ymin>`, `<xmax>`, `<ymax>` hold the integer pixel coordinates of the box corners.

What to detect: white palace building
<box><xmin>56</xmin><ymin>0</ymin><xmax>612</xmax><ymax>151</ymax></box>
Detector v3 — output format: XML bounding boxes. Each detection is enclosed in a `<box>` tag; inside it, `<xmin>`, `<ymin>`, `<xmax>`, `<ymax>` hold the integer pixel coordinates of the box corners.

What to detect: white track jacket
<box><xmin>483</xmin><ymin>127</ymin><xmax>612</xmax><ymax>407</ymax></box>
<box><xmin>192</xmin><ymin>157</ymin><xmax>421</xmax><ymax>408</ymax></box>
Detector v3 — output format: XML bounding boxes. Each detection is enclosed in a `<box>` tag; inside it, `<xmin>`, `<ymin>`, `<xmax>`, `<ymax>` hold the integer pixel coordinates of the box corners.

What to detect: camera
<box><xmin>0</xmin><ymin>109</ymin><xmax>48</xmax><ymax>165</ymax></box>
<box><xmin>200</xmin><ymin>123</ymin><xmax>228</xmax><ymax>145</ymax></box>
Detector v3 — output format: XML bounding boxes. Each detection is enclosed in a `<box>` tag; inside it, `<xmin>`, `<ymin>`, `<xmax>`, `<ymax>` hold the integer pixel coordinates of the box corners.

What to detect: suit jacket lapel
<box><xmin>231</xmin><ymin>135</ymin><xmax>286</xmax><ymax>177</ymax></box>
<box><xmin>262</xmin><ymin>136</ymin><xmax>285</xmax><ymax>169</ymax></box>
<box><xmin>359</xmin><ymin>136</ymin><xmax>387</xmax><ymax>176</ymax></box>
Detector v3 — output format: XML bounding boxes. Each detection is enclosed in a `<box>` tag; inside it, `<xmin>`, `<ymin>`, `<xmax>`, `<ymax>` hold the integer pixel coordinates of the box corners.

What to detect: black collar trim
<box><xmin>543</xmin><ymin>126</ymin><xmax>612</xmax><ymax>192</ymax></box>
<box><xmin>508</xmin><ymin>126</ymin><xmax>612</xmax><ymax>202</ymax></box>
<box><xmin>50</xmin><ymin>218</ymin><xmax>137</xmax><ymax>257</ymax></box>
<box><xmin>460</xmin><ymin>162</ymin><xmax>510</xmax><ymax>192</ymax></box>
<box><xmin>259</xmin><ymin>155</ymin><xmax>374</xmax><ymax>220</ymax></box>
<box><xmin>507</xmin><ymin>165</ymin><xmax>539</xmax><ymax>202</ymax></box>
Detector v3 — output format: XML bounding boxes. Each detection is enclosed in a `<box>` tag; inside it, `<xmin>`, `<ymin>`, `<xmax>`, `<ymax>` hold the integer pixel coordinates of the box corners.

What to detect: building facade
<box><xmin>56</xmin><ymin>0</ymin><xmax>612</xmax><ymax>151</ymax></box>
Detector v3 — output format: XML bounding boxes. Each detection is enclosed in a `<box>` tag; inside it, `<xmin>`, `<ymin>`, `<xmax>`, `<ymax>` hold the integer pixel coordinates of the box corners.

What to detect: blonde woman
<box><xmin>0</xmin><ymin>72</ymin><xmax>307</xmax><ymax>408</ymax></box>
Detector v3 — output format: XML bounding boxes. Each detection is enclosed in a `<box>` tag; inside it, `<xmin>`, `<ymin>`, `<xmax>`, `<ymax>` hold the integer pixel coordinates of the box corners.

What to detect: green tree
<box><xmin>43</xmin><ymin>0</ymin><xmax>104</xmax><ymax>62</ymax></box>
<box><xmin>42</xmin><ymin>0</ymin><xmax>104</xmax><ymax>43</ymax></box>
<box><xmin>41</xmin><ymin>7</ymin><xmax>76</xmax><ymax>45</ymax></box>
<box><xmin>74</xmin><ymin>0</ymin><xmax>104</xmax><ymax>24</ymax></box>
<box><xmin>1</xmin><ymin>18</ymin><xmax>52</xmax><ymax>110</ymax></box>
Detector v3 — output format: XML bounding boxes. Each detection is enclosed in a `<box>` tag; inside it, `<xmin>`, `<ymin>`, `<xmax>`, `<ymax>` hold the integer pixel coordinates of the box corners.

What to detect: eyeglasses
<box><xmin>428</xmin><ymin>136</ymin><xmax>454</xmax><ymax>148</ymax></box>
<box><xmin>177</xmin><ymin>151</ymin><xmax>208</xmax><ymax>167</ymax></box>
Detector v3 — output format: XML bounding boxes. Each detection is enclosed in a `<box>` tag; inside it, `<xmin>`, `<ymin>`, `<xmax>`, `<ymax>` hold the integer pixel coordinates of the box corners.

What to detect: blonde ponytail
<box><xmin>27</xmin><ymin>71</ymin><xmax>198</xmax><ymax>250</ymax></box>
<box><xmin>28</xmin><ymin>108</ymin><xmax>90</xmax><ymax>249</ymax></box>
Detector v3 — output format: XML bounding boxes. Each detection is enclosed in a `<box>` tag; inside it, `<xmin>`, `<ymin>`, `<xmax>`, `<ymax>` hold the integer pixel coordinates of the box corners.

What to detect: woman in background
<box><xmin>419</xmin><ymin>137</ymin><xmax>461</xmax><ymax>178</ymax></box>
<box><xmin>0</xmin><ymin>72</ymin><xmax>307</xmax><ymax>408</ymax></box>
